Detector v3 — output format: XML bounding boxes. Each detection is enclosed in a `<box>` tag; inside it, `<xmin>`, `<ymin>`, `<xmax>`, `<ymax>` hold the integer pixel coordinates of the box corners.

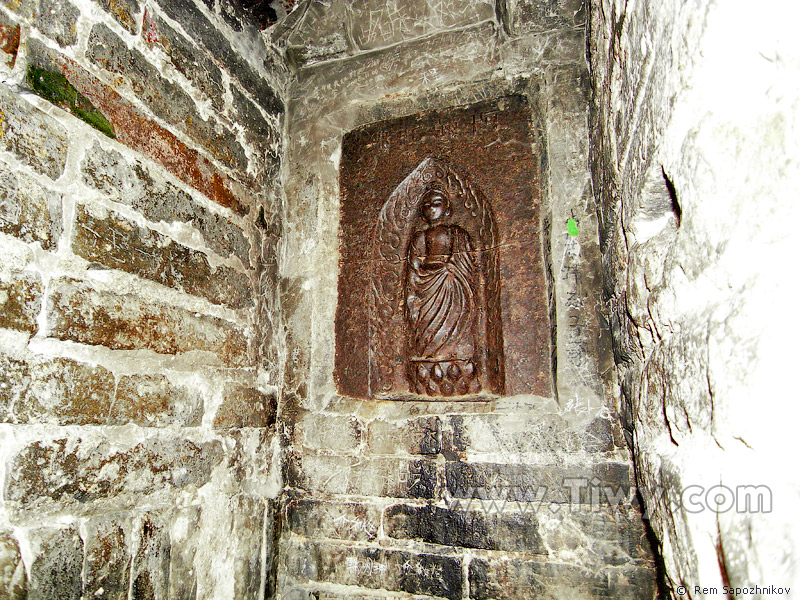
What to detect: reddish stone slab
<box><xmin>336</xmin><ymin>95</ymin><xmax>552</xmax><ymax>400</ymax></box>
<box><xmin>28</xmin><ymin>41</ymin><xmax>249</xmax><ymax>215</ymax></box>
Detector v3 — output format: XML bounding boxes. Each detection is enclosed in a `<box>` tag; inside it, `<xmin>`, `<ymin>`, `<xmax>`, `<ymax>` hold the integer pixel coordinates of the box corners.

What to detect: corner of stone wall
<box><xmin>0</xmin><ymin>0</ymin><xmax>287</xmax><ymax>596</ymax></box>
<box><xmin>589</xmin><ymin>0</ymin><xmax>800</xmax><ymax>596</ymax></box>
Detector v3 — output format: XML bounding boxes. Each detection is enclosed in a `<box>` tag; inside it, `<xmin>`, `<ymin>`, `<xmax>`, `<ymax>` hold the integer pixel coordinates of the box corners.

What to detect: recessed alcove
<box><xmin>334</xmin><ymin>95</ymin><xmax>553</xmax><ymax>401</ymax></box>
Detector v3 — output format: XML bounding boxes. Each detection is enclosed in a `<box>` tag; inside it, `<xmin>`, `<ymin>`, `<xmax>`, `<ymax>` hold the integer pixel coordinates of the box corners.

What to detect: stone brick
<box><xmin>27</xmin><ymin>39</ymin><xmax>249</xmax><ymax>215</ymax></box>
<box><xmin>27</xmin><ymin>526</ymin><xmax>82</xmax><ymax>600</ymax></box>
<box><xmin>285</xmin><ymin>0</ymin><xmax>350</xmax><ymax>66</ymax></box>
<box><xmin>156</xmin><ymin>0</ymin><xmax>283</xmax><ymax>116</ymax></box>
<box><xmin>230</xmin><ymin>495</ymin><xmax>265</xmax><ymax>600</ymax></box>
<box><xmin>445</xmin><ymin>412</ymin><xmax>622</xmax><ymax>457</ymax></box>
<box><xmin>292</xmin><ymin>455</ymin><xmax>437</xmax><ymax>499</ymax></box>
<box><xmin>0</xmin><ymin>84</ymin><xmax>68</xmax><ymax>180</ymax></box>
<box><xmin>0</xmin><ymin>169</ymin><xmax>63</xmax><ymax>249</ymax></box>
<box><xmin>47</xmin><ymin>277</ymin><xmax>249</xmax><ymax>367</ymax></box>
<box><xmin>347</xmin><ymin>0</ymin><xmax>494</xmax><ymax>52</ymax></box>
<box><xmin>12</xmin><ymin>357</ymin><xmax>115</xmax><ymax>425</ymax></box>
<box><xmin>285</xmin><ymin>540</ymin><xmax>462</xmax><ymax>600</ymax></box>
<box><xmin>2</xmin><ymin>0</ymin><xmax>79</xmax><ymax>47</ymax></box>
<box><xmin>213</xmin><ymin>383</ymin><xmax>276</xmax><ymax>429</ymax></box>
<box><xmin>0</xmin><ymin>529</ymin><xmax>26</xmax><ymax>600</ymax></box>
<box><xmin>445</xmin><ymin>461</ymin><xmax>632</xmax><ymax>504</ymax></box>
<box><xmin>230</xmin><ymin>85</ymin><xmax>281</xmax><ymax>164</ymax></box>
<box><xmin>468</xmin><ymin>557</ymin><xmax>655</xmax><ymax>600</ymax></box>
<box><xmin>93</xmin><ymin>0</ymin><xmax>141</xmax><ymax>34</ymax></box>
<box><xmin>83</xmin><ymin>518</ymin><xmax>131</xmax><ymax>600</ymax></box>
<box><xmin>384</xmin><ymin>503</ymin><xmax>544</xmax><ymax>553</ymax></box>
<box><xmin>86</xmin><ymin>23</ymin><xmax>247</xmax><ymax>173</ymax></box>
<box><xmin>27</xmin><ymin>64</ymin><xmax>115</xmax><ymax>138</ymax></box>
<box><xmin>0</xmin><ymin>270</ymin><xmax>42</xmax><ymax>335</ymax></box>
<box><xmin>131</xmin><ymin>514</ymin><xmax>170</xmax><ymax>600</ymax></box>
<box><xmin>0</xmin><ymin>14</ymin><xmax>20</xmax><ymax>71</ymax></box>
<box><xmin>168</xmin><ymin>506</ymin><xmax>200</xmax><ymax>600</ymax></box>
<box><xmin>80</xmin><ymin>141</ymin><xmax>251</xmax><ymax>265</ymax></box>
<box><xmin>113</xmin><ymin>374</ymin><xmax>202</xmax><ymax>427</ymax></box>
<box><xmin>286</xmin><ymin>498</ymin><xmax>380</xmax><ymax>542</ymax></box>
<box><xmin>543</xmin><ymin>506</ymin><xmax>652</xmax><ymax>567</ymax></box>
<box><xmin>500</xmin><ymin>0</ymin><xmax>585</xmax><ymax>36</ymax></box>
<box><xmin>143</xmin><ymin>12</ymin><xmax>225</xmax><ymax>112</ymax></box>
<box><xmin>73</xmin><ymin>203</ymin><xmax>251</xmax><ymax>308</ymax></box>
<box><xmin>5</xmin><ymin>437</ymin><xmax>223</xmax><ymax>515</ymax></box>
<box><xmin>366</xmin><ymin>416</ymin><xmax>440</xmax><ymax>455</ymax></box>
<box><xmin>298</xmin><ymin>412</ymin><xmax>361</xmax><ymax>452</ymax></box>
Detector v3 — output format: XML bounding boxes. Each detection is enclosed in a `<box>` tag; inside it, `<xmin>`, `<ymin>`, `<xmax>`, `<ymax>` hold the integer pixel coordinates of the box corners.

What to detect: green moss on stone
<box><xmin>26</xmin><ymin>65</ymin><xmax>115</xmax><ymax>138</ymax></box>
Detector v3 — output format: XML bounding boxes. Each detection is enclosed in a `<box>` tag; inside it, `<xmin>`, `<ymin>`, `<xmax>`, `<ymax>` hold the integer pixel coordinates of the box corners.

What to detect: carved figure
<box><xmin>406</xmin><ymin>188</ymin><xmax>480</xmax><ymax>395</ymax></box>
<box><xmin>369</xmin><ymin>157</ymin><xmax>504</xmax><ymax>399</ymax></box>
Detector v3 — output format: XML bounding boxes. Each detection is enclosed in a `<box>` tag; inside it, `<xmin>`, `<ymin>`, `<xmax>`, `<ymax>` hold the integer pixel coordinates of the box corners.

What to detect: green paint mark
<box><xmin>26</xmin><ymin>65</ymin><xmax>115</xmax><ymax>138</ymax></box>
<box><xmin>567</xmin><ymin>218</ymin><xmax>579</xmax><ymax>236</ymax></box>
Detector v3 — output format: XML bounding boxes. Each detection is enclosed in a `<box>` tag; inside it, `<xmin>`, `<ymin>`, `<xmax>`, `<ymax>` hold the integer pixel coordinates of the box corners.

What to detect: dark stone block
<box><xmin>446</xmin><ymin>460</ymin><xmax>632</xmax><ymax>504</ymax></box>
<box><xmin>0</xmin><ymin>84</ymin><xmax>67</xmax><ymax>180</ymax></box>
<box><xmin>286</xmin><ymin>498</ymin><xmax>379</xmax><ymax>542</ymax></box>
<box><xmin>4</xmin><ymin>0</ymin><xmax>79</xmax><ymax>47</ymax></box>
<box><xmin>285</xmin><ymin>541</ymin><xmax>462</xmax><ymax>600</ymax></box>
<box><xmin>0</xmin><ymin>528</ymin><xmax>26</xmax><ymax>599</ymax></box>
<box><xmin>80</xmin><ymin>141</ymin><xmax>251</xmax><ymax>266</ymax></box>
<box><xmin>27</xmin><ymin>527</ymin><xmax>82</xmax><ymax>600</ymax></box>
<box><xmin>143</xmin><ymin>13</ymin><xmax>225</xmax><ymax>111</ymax></box>
<box><xmin>72</xmin><ymin>203</ymin><xmax>252</xmax><ymax>308</ymax></box>
<box><xmin>155</xmin><ymin>0</ymin><xmax>283</xmax><ymax>115</ymax></box>
<box><xmin>508</xmin><ymin>0</ymin><xmax>586</xmax><ymax>35</ymax></box>
<box><xmin>213</xmin><ymin>384</ymin><xmax>277</xmax><ymax>429</ymax></box>
<box><xmin>84</xmin><ymin>518</ymin><xmax>131</xmax><ymax>600</ymax></box>
<box><xmin>92</xmin><ymin>0</ymin><xmax>141</xmax><ymax>33</ymax></box>
<box><xmin>385</xmin><ymin>503</ymin><xmax>543</xmax><ymax>553</ymax></box>
<box><xmin>0</xmin><ymin>170</ymin><xmax>63</xmax><ymax>250</ymax></box>
<box><xmin>406</xmin><ymin>459</ymin><xmax>437</xmax><ymax>499</ymax></box>
<box><xmin>131</xmin><ymin>515</ymin><xmax>170</xmax><ymax>600</ymax></box>
<box><xmin>0</xmin><ymin>271</ymin><xmax>42</xmax><ymax>335</ymax></box>
<box><xmin>230</xmin><ymin>86</ymin><xmax>280</xmax><ymax>153</ymax></box>
<box><xmin>86</xmin><ymin>23</ymin><xmax>247</xmax><ymax>172</ymax></box>
<box><xmin>470</xmin><ymin>557</ymin><xmax>655</xmax><ymax>600</ymax></box>
<box><xmin>5</xmin><ymin>437</ymin><xmax>223</xmax><ymax>510</ymax></box>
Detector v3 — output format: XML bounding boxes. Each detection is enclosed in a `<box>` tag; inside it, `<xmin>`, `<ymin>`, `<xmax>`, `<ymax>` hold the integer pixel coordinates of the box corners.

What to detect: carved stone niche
<box><xmin>336</xmin><ymin>95</ymin><xmax>553</xmax><ymax>401</ymax></box>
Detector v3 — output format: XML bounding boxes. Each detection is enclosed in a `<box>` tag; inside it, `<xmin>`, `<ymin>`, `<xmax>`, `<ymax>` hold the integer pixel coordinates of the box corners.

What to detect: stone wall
<box><xmin>590</xmin><ymin>0</ymin><xmax>800</xmax><ymax>595</ymax></box>
<box><xmin>0</xmin><ymin>0</ymin><xmax>284</xmax><ymax>597</ymax></box>
<box><xmin>276</xmin><ymin>1</ymin><xmax>656</xmax><ymax>598</ymax></box>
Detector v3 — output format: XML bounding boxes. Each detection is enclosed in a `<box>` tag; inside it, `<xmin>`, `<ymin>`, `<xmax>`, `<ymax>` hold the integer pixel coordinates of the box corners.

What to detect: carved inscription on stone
<box><xmin>336</xmin><ymin>95</ymin><xmax>553</xmax><ymax>400</ymax></box>
<box><xmin>370</xmin><ymin>158</ymin><xmax>504</xmax><ymax>398</ymax></box>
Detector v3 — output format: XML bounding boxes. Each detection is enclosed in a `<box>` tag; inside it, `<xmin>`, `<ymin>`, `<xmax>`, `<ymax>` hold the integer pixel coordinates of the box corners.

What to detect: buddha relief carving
<box><xmin>369</xmin><ymin>157</ymin><xmax>505</xmax><ymax>399</ymax></box>
<box><xmin>406</xmin><ymin>188</ymin><xmax>479</xmax><ymax>395</ymax></box>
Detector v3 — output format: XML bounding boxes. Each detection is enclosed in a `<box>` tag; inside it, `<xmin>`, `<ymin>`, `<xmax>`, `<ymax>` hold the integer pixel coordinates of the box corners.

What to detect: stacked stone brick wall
<box><xmin>276</xmin><ymin>1</ymin><xmax>656</xmax><ymax>598</ymax></box>
<box><xmin>589</xmin><ymin>0</ymin><xmax>800</xmax><ymax>595</ymax></box>
<box><xmin>0</xmin><ymin>0</ymin><xmax>285</xmax><ymax>597</ymax></box>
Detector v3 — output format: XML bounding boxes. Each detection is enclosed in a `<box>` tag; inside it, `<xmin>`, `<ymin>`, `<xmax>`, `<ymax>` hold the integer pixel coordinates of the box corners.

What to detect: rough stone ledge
<box><xmin>45</xmin><ymin>276</ymin><xmax>250</xmax><ymax>368</ymax></box>
<box><xmin>283</xmin><ymin>538</ymin><xmax>463</xmax><ymax>600</ymax></box>
<box><xmin>72</xmin><ymin>202</ymin><xmax>253</xmax><ymax>309</ymax></box>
